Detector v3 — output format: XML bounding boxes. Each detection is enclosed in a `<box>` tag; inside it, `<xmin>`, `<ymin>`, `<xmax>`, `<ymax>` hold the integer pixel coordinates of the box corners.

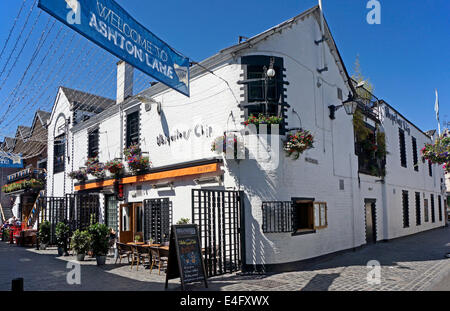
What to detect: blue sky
<box><xmin>0</xmin><ymin>0</ymin><xmax>448</xmax><ymax>139</ymax></box>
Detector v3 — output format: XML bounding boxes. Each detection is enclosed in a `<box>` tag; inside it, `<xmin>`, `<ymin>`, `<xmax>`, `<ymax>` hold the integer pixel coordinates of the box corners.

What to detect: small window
<box><xmin>402</xmin><ymin>190</ymin><xmax>409</xmax><ymax>228</ymax></box>
<box><xmin>293</xmin><ymin>200</ymin><xmax>315</xmax><ymax>232</ymax></box>
<box><xmin>88</xmin><ymin>128</ymin><xmax>99</xmax><ymax>158</ymax></box>
<box><xmin>126</xmin><ymin>111</ymin><xmax>139</xmax><ymax>148</ymax></box>
<box><xmin>415</xmin><ymin>192</ymin><xmax>421</xmax><ymax>226</ymax></box>
<box><xmin>399</xmin><ymin>129</ymin><xmax>407</xmax><ymax>168</ymax></box>
<box><xmin>412</xmin><ymin>137</ymin><xmax>418</xmax><ymax>172</ymax></box>
<box><xmin>438</xmin><ymin>195</ymin><xmax>442</xmax><ymax>222</ymax></box>
<box><xmin>424</xmin><ymin>198</ymin><xmax>429</xmax><ymax>222</ymax></box>
<box><xmin>53</xmin><ymin>134</ymin><xmax>65</xmax><ymax>173</ymax></box>
<box><xmin>428</xmin><ymin>161</ymin><xmax>433</xmax><ymax>177</ymax></box>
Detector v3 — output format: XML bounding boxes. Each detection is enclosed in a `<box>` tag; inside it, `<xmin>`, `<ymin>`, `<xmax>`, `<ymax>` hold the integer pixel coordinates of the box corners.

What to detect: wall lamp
<box><xmin>137</xmin><ymin>95</ymin><xmax>162</xmax><ymax>114</ymax></box>
<box><xmin>328</xmin><ymin>92</ymin><xmax>358</xmax><ymax>120</ymax></box>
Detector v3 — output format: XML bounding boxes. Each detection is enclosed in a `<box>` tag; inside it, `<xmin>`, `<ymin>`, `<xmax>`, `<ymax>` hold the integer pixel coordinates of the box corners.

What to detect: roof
<box><xmin>16</xmin><ymin>126</ymin><xmax>31</xmax><ymax>139</ymax></box>
<box><xmin>36</xmin><ymin>110</ymin><xmax>51</xmax><ymax>126</ymax></box>
<box><xmin>3</xmin><ymin>137</ymin><xmax>16</xmax><ymax>150</ymax></box>
<box><xmin>61</xmin><ymin>86</ymin><xmax>115</xmax><ymax>113</ymax></box>
<box><xmin>425</xmin><ymin>130</ymin><xmax>436</xmax><ymax>137</ymax></box>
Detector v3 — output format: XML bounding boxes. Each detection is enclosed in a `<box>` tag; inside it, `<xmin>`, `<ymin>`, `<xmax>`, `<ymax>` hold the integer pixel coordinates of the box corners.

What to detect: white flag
<box><xmin>435</xmin><ymin>89</ymin><xmax>440</xmax><ymax>135</ymax></box>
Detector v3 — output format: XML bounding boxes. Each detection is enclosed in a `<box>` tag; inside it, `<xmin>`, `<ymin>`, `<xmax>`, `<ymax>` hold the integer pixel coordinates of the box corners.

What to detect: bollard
<box><xmin>11</xmin><ymin>278</ymin><xmax>24</xmax><ymax>292</ymax></box>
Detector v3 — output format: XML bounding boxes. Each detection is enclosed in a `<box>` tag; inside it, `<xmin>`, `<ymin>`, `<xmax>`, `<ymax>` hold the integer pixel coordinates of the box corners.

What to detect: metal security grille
<box><xmin>143</xmin><ymin>198</ymin><xmax>172</xmax><ymax>243</ymax></box>
<box><xmin>430</xmin><ymin>194</ymin><xmax>435</xmax><ymax>223</ymax></box>
<box><xmin>402</xmin><ymin>190</ymin><xmax>409</xmax><ymax>228</ymax></box>
<box><xmin>192</xmin><ymin>189</ymin><xmax>242</xmax><ymax>277</ymax></box>
<box><xmin>438</xmin><ymin>195</ymin><xmax>442</xmax><ymax>221</ymax></box>
<box><xmin>262</xmin><ymin>201</ymin><xmax>293</xmax><ymax>233</ymax></box>
<box><xmin>37</xmin><ymin>197</ymin><xmax>66</xmax><ymax>245</ymax></box>
<box><xmin>66</xmin><ymin>194</ymin><xmax>100</xmax><ymax>231</ymax></box>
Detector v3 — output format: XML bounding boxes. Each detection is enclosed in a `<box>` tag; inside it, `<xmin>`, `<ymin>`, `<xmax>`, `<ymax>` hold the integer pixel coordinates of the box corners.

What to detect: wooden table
<box><xmin>127</xmin><ymin>242</ymin><xmax>145</xmax><ymax>245</ymax></box>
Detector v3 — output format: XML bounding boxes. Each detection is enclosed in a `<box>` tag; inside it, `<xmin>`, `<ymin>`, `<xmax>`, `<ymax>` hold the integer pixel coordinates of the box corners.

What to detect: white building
<box><xmin>45</xmin><ymin>6</ymin><xmax>446</xmax><ymax>274</ymax></box>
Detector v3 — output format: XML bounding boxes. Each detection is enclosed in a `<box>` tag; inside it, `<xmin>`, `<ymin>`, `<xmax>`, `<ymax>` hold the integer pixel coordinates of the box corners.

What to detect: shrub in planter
<box><xmin>283</xmin><ymin>129</ymin><xmax>314</xmax><ymax>160</ymax></box>
<box><xmin>55</xmin><ymin>222</ymin><xmax>70</xmax><ymax>256</ymax></box>
<box><xmin>71</xmin><ymin>229</ymin><xmax>91</xmax><ymax>261</ymax></box>
<box><xmin>176</xmin><ymin>218</ymin><xmax>190</xmax><ymax>224</ymax></box>
<box><xmin>88</xmin><ymin>223</ymin><xmax>110</xmax><ymax>265</ymax></box>
<box><xmin>85</xmin><ymin>157</ymin><xmax>105</xmax><ymax>179</ymax></box>
<box><xmin>68</xmin><ymin>169</ymin><xmax>87</xmax><ymax>182</ymax></box>
<box><xmin>38</xmin><ymin>221</ymin><xmax>51</xmax><ymax>249</ymax></box>
<box><xmin>2</xmin><ymin>228</ymin><xmax>10</xmax><ymax>242</ymax></box>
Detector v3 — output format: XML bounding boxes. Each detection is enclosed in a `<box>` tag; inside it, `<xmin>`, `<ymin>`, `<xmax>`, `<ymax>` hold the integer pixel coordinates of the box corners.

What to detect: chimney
<box><xmin>116</xmin><ymin>60</ymin><xmax>134</xmax><ymax>104</ymax></box>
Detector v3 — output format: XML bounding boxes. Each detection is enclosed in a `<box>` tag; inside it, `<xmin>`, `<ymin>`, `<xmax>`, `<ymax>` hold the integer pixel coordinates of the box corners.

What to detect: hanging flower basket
<box><xmin>211</xmin><ymin>134</ymin><xmax>242</xmax><ymax>159</ymax></box>
<box><xmin>283</xmin><ymin>129</ymin><xmax>314</xmax><ymax>160</ymax></box>
<box><xmin>105</xmin><ymin>159</ymin><xmax>124</xmax><ymax>177</ymax></box>
<box><xmin>68</xmin><ymin>169</ymin><xmax>87</xmax><ymax>182</ymax></box>
<box><xmin>85</xmin><ymin>157</ymin><xmax>105</xmax><ymax>179</ymax></box>
<box><xmin>244</xmin><ymin>114</ymin><xmax>283</xmax><ymax>126</ymax></box>
<box><xmin>1</xmin><ymin>179</ymin><xmax>44</xmax><ymax>193</ymax></box>
<box><xmin>421</xmin><ymin>132</ymin><xmax>450</xmax><ymax>174</ymax></box>
<box><xmin>124</xmin><ymin>144</ymin><xmax>151</xmax><ymax>174</ymax></box>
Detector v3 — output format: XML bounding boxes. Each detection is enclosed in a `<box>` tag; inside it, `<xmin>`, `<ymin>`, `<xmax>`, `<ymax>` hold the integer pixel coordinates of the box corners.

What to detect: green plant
<box><xmin>105</xmin><ymin>159</ymin><xmax>124</xmax><ymax>176</ymax></box>
<box><xmin>55</xmin><ymin>222</ymin><xmax>70</xmax><ymax>249</ymax></box>
<box><xmin>134</xmin><ymin>235</ymin><xmax>141</xmax><ymax>241</ymax></box>
<box><xmin>70</xmin><ymin>229</ymin><xmax>91</xmax><ymax>255</ymax></box>
<box><xmin>68</xmin><ymin>169</ymin><xmax>87</xmax><ymax>182</ymax></box>
<box><xmin>2</xmin><ymin>228</ymin><xmax>10</xmax><ymax>241</ymax></box>
<box><xmin>85</xmin><ymin>157</ymin><xmax>105</xmax><ymax>178</ymax></box>
<box><xmin>38</xmin><ymin>221</ymin><xmax>51</xmax><ymax>245</ymax></box>
<box><xmin>88</xmin><ymin>223</ymin><xmax>110</xmax><ymax>256</ymax></box>
<box><xmin>244</xmin><ymin>114</ymin><xmax>283</xmax><ymax>126</ymax></box>
<box><xmin>124</xmin><ymin>143</ymin><xmax>151</xmax><ymax>173</ymax></box>
<box><xmin>176</xmin><ymin>218</ymin><xmax>190</xmax><ymax>225</ymax></box>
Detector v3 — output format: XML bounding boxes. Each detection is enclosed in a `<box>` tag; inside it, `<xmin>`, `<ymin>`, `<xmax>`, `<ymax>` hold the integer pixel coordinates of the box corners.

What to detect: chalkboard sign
<box><xmin>165</xmin><ymin>224</ymin><xmax>208</xmax><ymax>290</ymax></box>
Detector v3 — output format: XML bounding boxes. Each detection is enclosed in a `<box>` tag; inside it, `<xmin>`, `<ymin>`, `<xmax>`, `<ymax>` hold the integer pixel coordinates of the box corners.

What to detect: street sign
<box><xmin>165</xmin><ymin>224</ymin><xmax>208</xmax><ymax>290</ymax></box>
<box><xmin>38</xmin><ymin>0</ymin><xmax>190</xmax><ymax>96</ymax></box>
<box><xmin>0</xmin><ymin>152</ymin><xmax>23</xmax><ymax>168</ymax></box>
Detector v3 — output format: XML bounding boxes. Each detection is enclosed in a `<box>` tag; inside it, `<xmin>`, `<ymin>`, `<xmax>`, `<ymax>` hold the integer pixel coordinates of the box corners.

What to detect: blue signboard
<box><xmin>38</xmin><ymin>0</ymin><xmax>190</xmax><ymax>96</ymax></box>
<box><xmin>0</xmin><ymin>152</ymin><xmax>23</xmax><ymax>168</ymax></box>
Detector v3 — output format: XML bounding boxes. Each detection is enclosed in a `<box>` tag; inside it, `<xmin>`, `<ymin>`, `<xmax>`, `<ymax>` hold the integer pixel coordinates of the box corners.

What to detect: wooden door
<box><xmin>119</xmin><ymin>203</ymin><xmax>133</xmax><ymax>243</ymax></box>
<box><xmin>133</xmin><ymin>202</ymin><xmax>144</xmax><ymax>242</ymax></box>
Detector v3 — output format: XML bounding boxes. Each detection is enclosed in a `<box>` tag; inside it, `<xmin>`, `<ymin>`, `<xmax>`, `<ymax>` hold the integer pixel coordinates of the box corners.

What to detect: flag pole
<box><xmin>435</xmin><ymin>89</ymin><xmax>441</xmax><ymax>136</ymax></box>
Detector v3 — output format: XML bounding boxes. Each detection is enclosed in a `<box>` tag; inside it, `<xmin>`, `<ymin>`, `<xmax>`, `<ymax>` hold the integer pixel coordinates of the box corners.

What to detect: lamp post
<box><xmin>328</xmin><ymin>92</ymin><xmax>359</xmax><ymax>120</ymax></box>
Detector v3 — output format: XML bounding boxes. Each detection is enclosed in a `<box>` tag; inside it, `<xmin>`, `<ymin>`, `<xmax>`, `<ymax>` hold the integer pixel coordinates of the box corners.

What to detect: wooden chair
<box><xmin>149</xmin><ymin>247</ymin><xmax>168</xmax><ymax>275</ymax></box>
<box><xmin>115</xmin><ymin>242</ymin><xmax>133</xmax><ymax>265</ymax></box>
<box><xmin>130</xmin><ymin>245</ymin><xmax>150</xmax><ymax>271</ymax></box>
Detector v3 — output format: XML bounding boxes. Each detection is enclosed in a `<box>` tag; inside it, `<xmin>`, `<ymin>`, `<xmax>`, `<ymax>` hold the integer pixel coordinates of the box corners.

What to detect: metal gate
<box><xmin>66</xmin><ymin>194</ymin><xmax>100</xmax><ymax>231</ymax></box>
<box><xmin>143</xmin><ymin>198</ymin><xmax>172</xmax><ymax>243</ymax></box>
<box><xmin>192</xmin><ymin>189</ymin><xmax>243</xmax><ymax>277</ymax></box>
<box><xmin>37</xmin><ymin>197</ymin><xmax>66</xmax><ymax>245</ymax></box>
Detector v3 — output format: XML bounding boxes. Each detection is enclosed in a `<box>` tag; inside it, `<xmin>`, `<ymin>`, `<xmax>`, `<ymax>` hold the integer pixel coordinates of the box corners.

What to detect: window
<box><xmin>88</xmin><ymin>128</ymin><xmax>99</xmax><ymax>158</ymax></box>
<box><xmin>402</xmin><ymin>190</ymin><xmax>409</xmax><ymax>228</ymax></box>
<box><xmin>424</xmin><ymin>198</ymin><xmax>429</xmax><ymax>222</ymax></box>
<box><xmin>105</xmin><ymin>195</ymin><xmax>118</xmax><ymax>233</ymax></box>
<box><xmin>412</xmin><ymin>137</ymin><xmax>418</xmax><ymax>171</ymax></box>
<box><xmin>399</xmin><ymin>129</ymin><xmax>407</xmax><ymax>168</ymax></box>
<box><xmin>430</xmin><ymin>194</ymin><xmax>435</xmax><ymax>223</ymax></box>
<box><xmin>126</xmin><ymin>111</ymin><xmax>139</xmax><ymax>148</ymax></box>
<box><xmin>53</xmin><ymin>134</ymin><xmax>65</xmax><ymax>173</ymax></box>
<box><xmin>415</xmin><ymin>192</ymin><xmax>421</xmax><ymax>226</ymax></box>
<box><xmin>121</xmin><ymin>205</ymin><xmax>130</xmax><ymax>231</ymax></box>
<box><xmin>428</xmin><ymin>161</ymin><xmax>433</xmax><ymax>177</ymax></box>
<box><xmin>293</xmin><ymin>200</ymin><xmax>315</xmax><ymax>232</ymax></box>
<box><xmin>438</xmin><ymin>195</ymin><xmax>442</xmax><ymax>222</ymax></box>
<box><xmin>313</xmin><ymin>202</ymin><xmax>328</xmax><ymax>229</ymax></box>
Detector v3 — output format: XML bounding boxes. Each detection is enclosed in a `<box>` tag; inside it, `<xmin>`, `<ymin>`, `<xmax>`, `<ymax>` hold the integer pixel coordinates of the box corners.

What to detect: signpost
<box><xmin>38</xmin><ymin>0</ymin><xmax>190</xmax><ymax>96</ymax></box>
<box><xmin>0</xmin><ymin>152</ymin><xmax>23</xmax><ymax>168</ymax></box>
<box><xmin>165</xmin><ymin>224</ymin><xmax>208</xmax><ymax>290</ymax></box>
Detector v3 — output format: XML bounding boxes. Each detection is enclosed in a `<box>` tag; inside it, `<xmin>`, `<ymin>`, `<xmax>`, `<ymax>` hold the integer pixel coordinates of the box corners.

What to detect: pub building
<box><xmin>45</xmin><ymin>6</ymin><xmax>446</xmax><ymax>274</ymax></box>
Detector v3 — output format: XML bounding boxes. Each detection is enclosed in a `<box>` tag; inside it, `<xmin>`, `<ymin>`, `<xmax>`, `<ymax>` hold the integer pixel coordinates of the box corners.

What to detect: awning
<box><xmin>74</xmin><ymin>158</ymin><xmax>222</xmax><ymax>191</ymax></box>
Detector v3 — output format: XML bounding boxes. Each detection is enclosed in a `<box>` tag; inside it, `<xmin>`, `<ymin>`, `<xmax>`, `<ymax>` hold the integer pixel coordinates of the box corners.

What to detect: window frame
<box><xmin>87</xmin><ymin>127</ymin><xmax>100</xmax><ymax>158</ymax></box>
<box><xmin>399</xmin><ymin>128</ymin><xmax>407</xmax><ymax>168</ymax></box>
<box><xmin>53</xmin><ymin>133</ymin><xmax>65</xmax><ymax>173</ymax></box>
<box><xmin>402</xmin><ymin>190</ymin><xmax>409</xmax><ymax>228</ymax></box>
<box><xmin>412</xmin><ymin>136</ymin><xmax>418</xmax><ymax>172</ymax></box>
<box><xmin>126</xmin><ymin>110</ymin><xmax>140</xmax><ymax>148</ymax></box>
<box><xmin>313</xmin><ymin>202</ymin><xmax>328</xmax><ymax>230</ymax></box>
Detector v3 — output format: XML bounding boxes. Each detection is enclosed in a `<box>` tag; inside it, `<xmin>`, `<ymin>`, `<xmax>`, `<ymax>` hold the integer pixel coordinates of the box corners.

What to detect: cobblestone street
<box><xmin>1</xmin><ymin>226</ymin><xmax>449</xmax><ymax>291</ymax></box>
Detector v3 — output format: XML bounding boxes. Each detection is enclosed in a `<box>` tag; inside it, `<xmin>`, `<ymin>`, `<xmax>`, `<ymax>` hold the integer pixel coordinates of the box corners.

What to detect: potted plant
<box><xmin>176</xmin><ymin>218</ymin><xmax>190</xmax><ymax>224</ymax></box>
<box><xmin>38</xmin><ymin>221</ymin><xmax>51</xmax><ymax>250</ymax></box>
<box><xmin>68</xmin><ymin>169</ymin><xmax>87</xmax><ymax>183</ymax></box>
<box><xmin>244</xmin><ymin>114</ymin><xmax>283</xmax><ymax>134</ymax></box>
<box><xmin>124</xmin><ymin>144</ymin><xmax>151</xmax><ymax>174</ymax></box>
<box><xmin>134</xmin><ymin>234</ymin><xmax>141</xmax><ymax>243</ymax></box>
<box><xmin>2</xmin><ymin>228</ymin><xmax>10</xmax><ymax>242</ymax></box>
<box><xmin>88</xmin><ymin>223</ymin><xmax>110</xmax><ymax>265</ymax></box>
<box><xmin>85</xmin><ymin>157</ymin><xmax>106</xmax><ymax>179</ymax></box>
<box><xmin>55</xmin><ymin>222</ymin><xmax>70</xmax><ymax>256</ymax></box>
<box><xmin>283</xmin><ymin>129</ymin><xmax>314</xmax><ymax>160</ymax></box>
<box><xmin>105</xmin><ymin>159</ymin><xmax>124</xmax><ymax>177</ymax></box>
<box><xmin>71</xmin><ymin>229</ymin><xmax>91</xmax><ymax>261</ymax></box>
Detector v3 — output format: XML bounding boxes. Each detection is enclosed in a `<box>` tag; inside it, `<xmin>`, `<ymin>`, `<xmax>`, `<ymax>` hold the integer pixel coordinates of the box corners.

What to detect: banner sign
<box><xmin>0</xmin><ymin>152</ymin><xmax>23</xmax><ymax>168</ymax></box>
<box><xmin>38</xmin><ymin>0</ymin><xmax>190</xmax><ymax>96</ymax></box>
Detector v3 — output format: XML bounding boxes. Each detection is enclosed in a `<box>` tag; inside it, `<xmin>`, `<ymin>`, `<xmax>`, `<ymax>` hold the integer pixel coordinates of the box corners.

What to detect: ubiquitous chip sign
<box><xmin>38</xmin><ymin>0</ymin><xmax>190</xmax><ymax>96</ymax></box>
